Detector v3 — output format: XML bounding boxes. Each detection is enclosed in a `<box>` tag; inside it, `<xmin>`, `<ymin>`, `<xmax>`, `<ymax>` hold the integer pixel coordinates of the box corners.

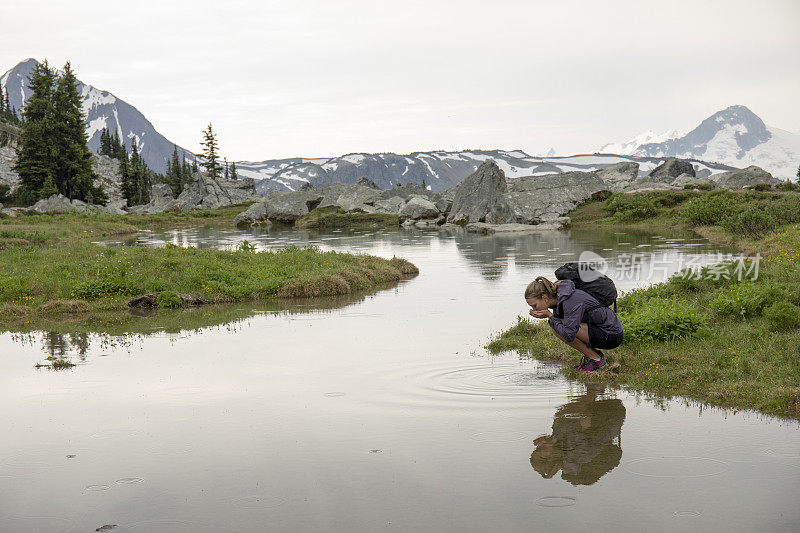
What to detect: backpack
<box><xmin>554</xmin><ymin>262</ymin><xmax>618</xmax><ymax>313</ymax></box>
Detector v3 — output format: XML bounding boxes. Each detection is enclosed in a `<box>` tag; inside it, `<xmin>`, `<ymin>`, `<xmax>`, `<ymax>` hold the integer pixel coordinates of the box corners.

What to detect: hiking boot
<box><xmin>578</xmin><ymin>354</ymin><xmax>606</xmax><ymax>373</ymax></box>
<box><xmin>575</xmin><ymin>355</ymin><xmax>589</xmax><ymax>369</ymax></box>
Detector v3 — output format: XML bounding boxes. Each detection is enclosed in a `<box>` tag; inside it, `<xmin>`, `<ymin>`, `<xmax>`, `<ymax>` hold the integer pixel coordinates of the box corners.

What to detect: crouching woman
<box><xmin>525</xmin><ymin>276</ymin><xmax>623</xmax><ymax>372</ymax></box>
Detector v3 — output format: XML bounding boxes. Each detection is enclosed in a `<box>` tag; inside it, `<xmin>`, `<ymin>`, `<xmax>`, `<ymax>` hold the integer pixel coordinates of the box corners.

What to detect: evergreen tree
<box><xmin>13</xmin><ymin>60</ymin><xmax>58</xmax><ymax>203</ymax></box>
<box><xmin>200</xmin><ymin>123</ymin><xmax>220</xmax><ymax>178</ymax></box>
<box><xmin>191</xmin><ymin>157</ymin><xmax>198</xmax><ymax>174</ymax></box>
<box><xmin>99</xmin><ymin>128</ymin><xmax>113</xmax><ymax>156</ymax></box>
<box><xmin>224</xmin><ymin>157</ymin><xmax>229</xmax><ymax>179</ymax></box>
<box><xmin>111</xmin><ymin>132</ymin><xmax>126</xmax><ymax>160</ymax></box>
<box><xmin>118</xmin><ymin>150</ymin><xmax>133</xmax><ymax>206</ymax></box>
<box><xmin>52</xmin><ymin>62</ymin><xmax>105</xmax><ymax>203</ymax></box>
<box><xmin>125</xmin><ymin>140</ymin><xmax>151</xmax><ymax>206</ymax></box>
<box><xmin>230</xmin><ymin>161</ymin><xmax>238</xmax><ymax>180</ymax></box>
<box><xmin>166</xmin><ymin>144</ymin><xmax>184</xmax><ymax>195</ymax></box>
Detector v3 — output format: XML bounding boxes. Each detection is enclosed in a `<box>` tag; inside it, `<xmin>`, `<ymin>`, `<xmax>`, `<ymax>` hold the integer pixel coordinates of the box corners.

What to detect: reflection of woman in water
<box><xmin>530</xmin><ymin>385</ymin><xmax>625</xmax><ymax>485</ymax></box>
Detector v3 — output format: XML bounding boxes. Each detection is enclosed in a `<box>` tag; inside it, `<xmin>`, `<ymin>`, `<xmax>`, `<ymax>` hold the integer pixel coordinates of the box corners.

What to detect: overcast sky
<box><xmin>2</xmin><ymin>0</ymin><xmax>799</xmax><ymax>160</ymax></box>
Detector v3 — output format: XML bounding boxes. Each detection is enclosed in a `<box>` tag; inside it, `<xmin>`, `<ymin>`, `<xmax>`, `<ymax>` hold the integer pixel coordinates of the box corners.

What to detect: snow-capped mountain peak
<box><xmin>631</xmin><ymin>105</ymin><xmax>799</xmax><ymax>178</ymax></box>
<box><xmin>599</xmin><ymin>129</ymin><xmax>682</xmax><ymax>155</ymax></box>
<box><xmin>0</xmin><ymin>58</ymin><xmax>193</xmax><ymax>173</ymax></box>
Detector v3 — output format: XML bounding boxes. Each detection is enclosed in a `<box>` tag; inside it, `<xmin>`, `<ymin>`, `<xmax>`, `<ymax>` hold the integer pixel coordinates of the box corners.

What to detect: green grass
<box><xmin>490</xmin><ymin>193</ymin><xmax>800</xmax><ymax>419</ymax></box>
<box><xmin>0</xmin><ymin>211</ymin><xmax>418</xmax><ymax>327</ymax></box>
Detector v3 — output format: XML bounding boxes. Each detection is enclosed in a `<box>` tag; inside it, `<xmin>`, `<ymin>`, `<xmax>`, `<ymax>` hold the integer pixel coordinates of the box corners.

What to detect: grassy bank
<box><xmin>0</xmin><ymin>211</ymin><xmax>418</xmax><ymax>326</ymax></box>
<box><xmin>490</xmin><ymin>189</ymin><xmax>800</xmax><ymax>419</ymax></box>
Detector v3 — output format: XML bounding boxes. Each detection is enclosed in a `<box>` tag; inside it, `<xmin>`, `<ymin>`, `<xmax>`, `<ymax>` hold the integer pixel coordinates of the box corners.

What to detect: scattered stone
<box><xmin>448</xmin><ymin>160</ymin><xmax>516</xmax><ymax>224</ymax></box>
<box><xmin>298</xmin><ymin>182</ymin><xmax>315</xmax><ymax>191</ymax></box>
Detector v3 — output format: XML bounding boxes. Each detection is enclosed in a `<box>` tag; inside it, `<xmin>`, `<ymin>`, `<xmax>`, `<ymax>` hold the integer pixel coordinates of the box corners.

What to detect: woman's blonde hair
<box><xmin>525</xmin><ymin>276</ymin><xmax>560</xmax><ymax>300</ymax></box>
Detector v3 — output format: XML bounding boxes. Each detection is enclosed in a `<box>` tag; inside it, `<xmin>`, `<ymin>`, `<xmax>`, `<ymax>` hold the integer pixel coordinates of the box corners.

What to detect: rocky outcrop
<box><xmin>30</xmin><ymin>194</ymin><xmax>125</xmax><ymax>215</ymax></box>
<box><xmin>374</xmin><ymin>196</ymin><xmax>406</xmax><ymax>214</ymax></box>
<box><xmin>648</xmin><ymin>158</ymin><xmax>695</xmax><ymax>183</ymax></box>
<box><xmin>506</xmin><ymin>171</ymin><xmax>608</xmax><ymax>224</ymax></box>
<box><xmin>131</xmin><ymin>173</ymin><xmax>260</xmax><ymax>214</ymax></box>
<box><xmin>596</xmin><ymin>162</ymin><xmax>639</xmax><ymax>190</ymax></box>
<box><xmin>710</xmin><ymin>165</ymin><xmax>780</xmax><ymax>189</ymax></box>
<box><xmin>447</xmin><ymin>161</ymin><xmax>516</xmax><ymax>224</ymax></box>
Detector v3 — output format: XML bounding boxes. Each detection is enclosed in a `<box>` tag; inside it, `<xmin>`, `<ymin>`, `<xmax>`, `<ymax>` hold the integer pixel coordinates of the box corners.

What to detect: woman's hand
<box><xmin>529</xmin><ymin>309</ymin><xmax>553</xmax><ymax>319</ymax></box>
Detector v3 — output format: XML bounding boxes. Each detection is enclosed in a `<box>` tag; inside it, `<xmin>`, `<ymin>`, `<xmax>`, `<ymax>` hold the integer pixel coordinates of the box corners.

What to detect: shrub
<box><xmin>709</xmin><ymin>283</ymin><xmax>774</xmax><ymax>318</ymax></box>
<box><xmin>746</xmin><ymin>183</ymin><xmax>773</xmax><ymax>191</ymax></box>
<box><xmin>764</xmin><ymin>301</ymin><xmax>800</xmax><ymax>331</ymax></box>
<box><xmin>681</xmin><ymin>191</ymin><xmax>740</xmax><ymax>225</ymax></box>
<box><xmin>156</xmin><ymin>290</ymin><xmax>184</xmax><ymax>308</ymax></box>
<box><xmin>605</xmin><ymin>194</ymin><xmax>658</xmax><ymax>222</ymax></box>
<box><xmin>697</xmin><ymin>183</ymin><xmax>714</xmax><ymax>191</ymax></box>
<box><xmin>620</xmin><ymin>299</ymin><xmax>706</xmax><ymax>343</ymax></box>
<box><xmin>721</xmin><ymin>207</ymin><xmax>780</xmax><ymax>237</ymax></box>
<box><xmin>776</xmin><ymin>181</ymin><xmax>799</xmax><ymax>192</ymax></box>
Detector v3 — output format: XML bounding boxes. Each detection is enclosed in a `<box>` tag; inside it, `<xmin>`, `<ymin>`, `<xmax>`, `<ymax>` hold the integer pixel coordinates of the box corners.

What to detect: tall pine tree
<box><xmin>52</xmin><ymin>62</ymin><xmax>106</xmax><ymax>203</ymax></box>
<box><xmin>200</xmin><ymin>123</ymin><xmax>220</xmax><ymax>179</ymax></box>
<box><xmin>13</xmin><ymin>60</ymin><xmax>58</xmax><ymax>204</ymax></box>
<box><xmin>230</xmin><ymin>161</ymin><xmax>238</xmax><ymax>180</ymax></box>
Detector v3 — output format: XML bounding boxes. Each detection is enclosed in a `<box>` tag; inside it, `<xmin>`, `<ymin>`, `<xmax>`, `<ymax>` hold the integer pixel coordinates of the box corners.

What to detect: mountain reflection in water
<box><xmin>530</xmin><ymin>384</ymin><xmax>625</xmax><ymax>485</ymax></box>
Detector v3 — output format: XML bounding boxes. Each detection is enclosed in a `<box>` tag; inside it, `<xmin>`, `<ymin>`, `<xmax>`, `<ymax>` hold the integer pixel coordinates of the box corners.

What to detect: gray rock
<box><xmin>333</xmin><ymin>185</ymin><xmax>381</xmax><ymax>212</ymax></box>
<box><xmin>298</xmin><ymin>182</ymin><xmax>315</xmax><ymax>191</ymax></box>
<box><xmin>672</xmin><ymin>174</ymin><xmax>713</xmax><ymax>188</ymax></box>
<box><xmin>465</xmin><ymin>220</ymin><xmax>569</xmax><ymax>234</ymax></box>
<box><xmin>622</xmin><ymin>180</ymin><xmax>682</xmax><ymax>192</ymax></box>
<box><xmin>356</xmin><ymin>177</ymin><xmax>381</xmax><ymax>189</ymax></box>
<box><xmin>234</xmin><ymin>202</ymin><xmax>271</xmax><ymax>227</ymax></box>
<box><xmin>597</xmin><ymin>162</ymin><xmax>639</xmax><ymax>190</ymax></box>
<box><xmin>374</xmin><ymin>196</ymin><xmax>406</xmax><ymax>214</ymax></box>
<box><xmin>448</xmin><ymin>160</ymin><xmax>516</xmax><ymax>225</ymax></box>
<box><xmin>505</xmin><ymin>171</ymin><xmax>608</xmax><ymax>224</ymax></box>
<box><xmin>32</xmin><ymin>194</ymin><xmax>78</xmax><ymax>214</ymax></box>
<box><xmin>149</xmin><ymin>183</ymin><xmax>174</xmax><ymax>208</ymax></box>
<box><xmin>399</xmin><ymin>196</ymin><xmax>440</xmax><ymax>220</ymax></box>
<box><xmin>262</xmin><ymin>190</ymin><xmax>324</xmax><ymax>222</ymax></box>
<box><xmin>711</xmin><ymin>165</ymin><xmax>780</xmax><ymax>189</ymax></box>
<box><xmin>648</xmin><ymin>158</ymin><xmax>695</xmax><ymax>183</ymax></box>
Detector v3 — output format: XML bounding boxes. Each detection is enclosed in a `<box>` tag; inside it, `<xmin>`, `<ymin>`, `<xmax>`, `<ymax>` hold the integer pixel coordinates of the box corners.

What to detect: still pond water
<box><xmin>1</xmin><ymin>226</ymin><xmax>798</xmax><ymax>532</ymax></box>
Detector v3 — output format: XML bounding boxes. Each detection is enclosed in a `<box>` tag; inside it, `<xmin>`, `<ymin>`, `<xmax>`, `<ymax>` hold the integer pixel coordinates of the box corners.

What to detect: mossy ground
<box><xmin>0</xmin><ymin>210</ymin><xmax>418</xmax><ymax>328</ymax></box>
<box><xmin>491</xmin><ymin>189</ymin><xmax>800</xmax><ymax>420</ymax></box>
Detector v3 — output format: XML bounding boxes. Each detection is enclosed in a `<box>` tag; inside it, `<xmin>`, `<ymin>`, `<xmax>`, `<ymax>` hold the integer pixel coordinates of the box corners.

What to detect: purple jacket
<box><xmin>547</xmin><ymin>280</ymin><xmax>623</xmax><ymax>342</ymax></box>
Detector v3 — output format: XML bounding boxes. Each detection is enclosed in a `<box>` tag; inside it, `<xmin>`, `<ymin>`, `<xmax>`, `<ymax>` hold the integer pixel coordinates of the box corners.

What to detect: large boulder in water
<box><xmin>648</xmin><ymin>158</ymin><xmax>695</xmax><ymax>183</ymax></box>
<box><xmin>505</xmin><ymin>171</ymin><xmax>608</xmax><ymax>224</ymax></box>
<box><xmin>399</xmin><ymin>195</ymin><xmax>440</xmax><ymax>220</ymax></box>
<box><xmin>447</xmin><ymin>160</ymin><xmax>516</xmax><ymax>224</ymax></box>
<box><xmin>711</xmin><ymin>165</ymin><xmax>779</xmax><ymax>189</ymax></box>
<box><xmin>261</xmin><ymin>190</ymin><xmax>324</xmax><ymax>222</ymax></box>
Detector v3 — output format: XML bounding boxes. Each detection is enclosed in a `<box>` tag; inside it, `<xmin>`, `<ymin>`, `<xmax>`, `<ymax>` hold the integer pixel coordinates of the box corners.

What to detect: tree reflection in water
<box><xmin>530</xmin><ymin>384</ymin><xmax>625</xmax><ymax>485</ymax></box>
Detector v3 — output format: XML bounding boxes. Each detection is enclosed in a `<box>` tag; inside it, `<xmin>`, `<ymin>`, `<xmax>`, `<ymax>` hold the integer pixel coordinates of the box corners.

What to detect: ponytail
<box><xmin>524</xmin><ymin>276</ymin><xmax>561</xmax><ymax>300</ymax></box>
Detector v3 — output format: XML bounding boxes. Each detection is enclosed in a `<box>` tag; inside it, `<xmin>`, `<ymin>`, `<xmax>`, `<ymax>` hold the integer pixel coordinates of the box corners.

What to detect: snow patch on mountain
<box><xmin>599</xmin><ymin>130</ymin><xmax>682</xmax><ymax>155</ymax></box>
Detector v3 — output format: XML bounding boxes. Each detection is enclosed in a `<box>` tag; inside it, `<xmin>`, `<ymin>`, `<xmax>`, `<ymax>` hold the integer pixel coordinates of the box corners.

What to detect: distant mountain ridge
<box><xmin>238</xmin><ymin>150</ymin><xmax>736</xmax><ymax>193</ymax></box>
<box><xmin>3</xmin><ymin>58</ymin><xmax>796</xmax><ymax>191</ymax></box>
<box><xmin>0</xmin><ymin>58</ymin><xmax>193</xmax><ymax>174</ymax></box>
<box><xmin>600</xmin><ymin>105</ymin><xmax>800</xmax><ymax>179</ymax></box>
